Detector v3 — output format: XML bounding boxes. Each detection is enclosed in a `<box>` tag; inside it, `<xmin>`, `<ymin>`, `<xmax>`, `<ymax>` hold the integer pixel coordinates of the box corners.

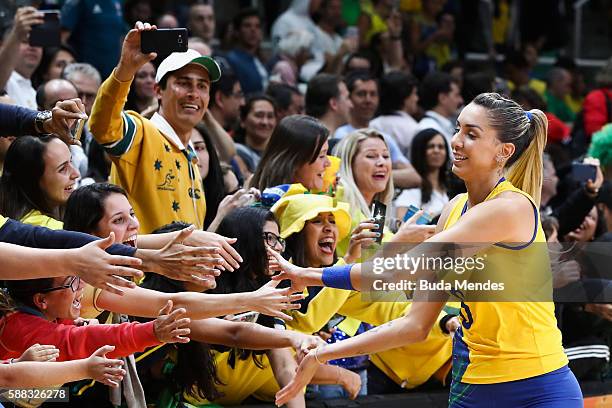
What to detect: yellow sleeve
<box><xmin>89</xmin><ymin>71</ymin><xmax>143</xmax><ymax>160</ymax></box>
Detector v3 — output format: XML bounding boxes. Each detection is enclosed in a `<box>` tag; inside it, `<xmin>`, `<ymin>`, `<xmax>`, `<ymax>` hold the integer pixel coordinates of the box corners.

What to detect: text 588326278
<box><xmin>0</xmin><ymin>387</ymin><xmax>69</xmax><ymax>403</ymax></box>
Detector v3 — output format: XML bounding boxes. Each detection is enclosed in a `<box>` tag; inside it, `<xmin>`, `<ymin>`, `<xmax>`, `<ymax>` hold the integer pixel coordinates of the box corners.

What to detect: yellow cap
<box><xmin>270</xmin><ymin>194</ymin><xmax>352</xmax><ymax>240</ymax></box>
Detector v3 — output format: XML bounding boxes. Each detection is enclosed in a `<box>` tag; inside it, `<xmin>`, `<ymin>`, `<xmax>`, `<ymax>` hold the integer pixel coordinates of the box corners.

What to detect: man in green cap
<box><xmin>89</xmin><ymin>21</ymin><xmax>221</xmax><ymax>233</ymax></box>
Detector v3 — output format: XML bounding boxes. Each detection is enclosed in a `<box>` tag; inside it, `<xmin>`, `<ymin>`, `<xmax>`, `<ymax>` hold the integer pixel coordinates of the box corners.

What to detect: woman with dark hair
<box><xmin>0</xmin><ymin>135</ymin><xmax>247</xmax><ymax>279</ymax></box>
<box><xmin>31</xmin><ymin>44</ymin><xmax>77</xmax><ymax>89</ymax></box>
<box><xmin>395</xmin><ymin>128</ymin><xmax>450</xmax><ymax>219</ymax></box>
<box><xmin>234</xmin><ymin>94</ymin><xmax>277</xmax><ymax>176</ymax></box>
<box><xmin>0</xmin><ymin>136</ymin><xmax>79</xmax><ymax>226</ymax></box>
<box><xmin>250</xmin><ymin>114</ymin><xmax>331</xmax><ymax>192</ymax></box>
<box><xmin>271</xmin><ymin>192</ymin><xmax>455</xmax><ymax>396</ymax></box>
<box><xmin>124</xmin><ymin>62</ymin><xmax>157</xmax><ymax>114</ymax></box>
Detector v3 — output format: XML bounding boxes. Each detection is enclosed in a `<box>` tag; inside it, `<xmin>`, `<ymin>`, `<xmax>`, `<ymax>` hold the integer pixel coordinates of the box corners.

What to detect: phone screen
<box><xmin>141</xmin><ymin>28</ymin><xmax>189</xmax><ymax>54</ymax></box>
<box><xmin>571</xmin><ymin>163</ymin><xmax>597</xmax><ymax>184</ymax></box>
<box><xmin>29</xmin><ymin>11</ymin><xmax>61</xmax><ymax>47</ymax></box>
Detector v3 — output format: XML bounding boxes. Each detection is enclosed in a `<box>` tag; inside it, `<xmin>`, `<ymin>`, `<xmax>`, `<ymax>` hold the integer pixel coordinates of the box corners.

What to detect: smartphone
<box><xmin>571</xmin><ymin>162</ymin><xmax>597</xmax><ymax>184</ymax></box>
<box><xmin>403</xmin><ymin>205</ymin><xmax>434</xmax><ymax>225</ymax></box>
<box><xmin>371</xmin><ymin>200</ymin><xmax>386</xmax><ymax>244</ymax></box>
<box><xmin>71</xmin><ymin>118</ymin><xmax>85</xmax><ymax>142</ymax></box>
<box><xmin>141</xmin><ymin>28</ymin><xmax>188</xmax><ymax>54</ymax></box>
<box><xmin>29</xmin><ymin>11</ymin><xmax>61</xmax><ymax>47</ymax></box>
<box><xmin>229</xmin><ymin>311</ymin><xmax>260</xmax><ymax>324</ymax></box>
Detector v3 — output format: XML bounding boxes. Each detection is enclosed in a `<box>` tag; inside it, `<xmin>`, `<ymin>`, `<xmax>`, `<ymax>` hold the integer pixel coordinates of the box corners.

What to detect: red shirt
<box><xmin>583</xmin><ymin>88</ymin><xmax>612</xmax><ymax>138</ymax></box>
<box><xmin>0</xmin><ymin>312</ymin><xmax>160</xmax><ymax>361</ymax></box>
<box><xmin>545</xmin><ymin>112</ymin><xmax>570</xmax><ymax>144</ymax></box>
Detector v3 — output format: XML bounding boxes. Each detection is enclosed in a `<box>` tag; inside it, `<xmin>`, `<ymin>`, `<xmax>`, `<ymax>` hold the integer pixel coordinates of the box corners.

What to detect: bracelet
<box><xmin>322</xmin><ymin>264</ymin><xmax>354</xmax><ymax>290</ymax></box>
<box><xmin>313</xmin><ymin>347</ymin><xmax>325</xmax><ymax>365</ymax></box>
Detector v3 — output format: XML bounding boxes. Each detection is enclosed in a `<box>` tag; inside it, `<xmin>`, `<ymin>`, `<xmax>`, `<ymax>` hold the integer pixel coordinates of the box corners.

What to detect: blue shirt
<box><xmin>334</xmin><ymin>124</ymin><xmax>409</xmax><ymax>164</ymax></box>
<box><xmin>226</xmin><ymin>48</ymin><xmax>267</xmax><ymax>95</ymax></box>
<box><xmin>61</xmin><ymin>0</ymin><xmax>127</xmax><ymax>79</ymax></box>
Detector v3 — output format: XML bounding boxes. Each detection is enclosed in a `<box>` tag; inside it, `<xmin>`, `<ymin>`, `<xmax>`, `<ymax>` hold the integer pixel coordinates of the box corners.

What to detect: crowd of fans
<box><xmin>0</xmin><ymin>0</ymin><xmax>611</xmax><ymax>407</ymax></box>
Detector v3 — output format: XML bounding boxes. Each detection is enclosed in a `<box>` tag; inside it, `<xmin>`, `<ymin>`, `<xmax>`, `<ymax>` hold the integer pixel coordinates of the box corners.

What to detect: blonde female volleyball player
<box><xmin>270</xmin><ymin>93</ymin><xmax>583</xmax><ymax>407</ymax></box>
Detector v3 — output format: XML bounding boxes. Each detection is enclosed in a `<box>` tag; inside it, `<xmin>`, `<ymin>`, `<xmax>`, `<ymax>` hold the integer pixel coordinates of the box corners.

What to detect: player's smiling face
<box><xmin>451</xmin><ymin>102</ymin><xmax>514</xmax><ymax>181</ymax></box>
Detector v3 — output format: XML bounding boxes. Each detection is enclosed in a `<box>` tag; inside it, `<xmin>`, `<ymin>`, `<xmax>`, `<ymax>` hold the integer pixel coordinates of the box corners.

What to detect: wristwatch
<box><xmin>34</xmin><ymin>110</ymin><xmax>52</xmax><ymax>134</ymax></box>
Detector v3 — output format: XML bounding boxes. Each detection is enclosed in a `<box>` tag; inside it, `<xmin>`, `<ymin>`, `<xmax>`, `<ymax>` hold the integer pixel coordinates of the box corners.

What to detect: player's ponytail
<box><xmin>472</xmin><ymin>93</ymin><xmax>547</xmax><ymax>206</ymax></box>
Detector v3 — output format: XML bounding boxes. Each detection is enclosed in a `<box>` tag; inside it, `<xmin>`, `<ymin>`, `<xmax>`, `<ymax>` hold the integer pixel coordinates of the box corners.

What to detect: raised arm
<box><xmin>0</xmin><ymin>8</ymin><xmax>43</xmax><ymax>94</ymax></box>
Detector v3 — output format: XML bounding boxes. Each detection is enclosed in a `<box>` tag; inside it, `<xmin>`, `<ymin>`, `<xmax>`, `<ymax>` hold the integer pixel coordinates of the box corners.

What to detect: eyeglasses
<box><xmin>40</xmin><ymin>276</ymin><xmax>81</xmax><ymax>293</ymax></box>
<box><xmin>262</xmin><ymin>232</ymin><xmax>286</xmax><ymax>251</ymax></box>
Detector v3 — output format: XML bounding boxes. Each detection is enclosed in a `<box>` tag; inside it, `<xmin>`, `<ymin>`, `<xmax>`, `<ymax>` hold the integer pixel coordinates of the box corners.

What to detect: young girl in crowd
<box><xmin>272</xmin><ymin>93</ymin><xmax>583</xmax><ymax>408</ymax></box>
<box><xmin>395</xmin><ymin>128</ymin><xmax>450</xmax><ymax>219</ymax></box>
<box><xmin>235</xmin><ymin>94</ymin><xmax>277</xmax><ymax>176</ymax></box>
<box><xmin>191</xmin><ymin>124</ymin><xmax>257</xmax><ymax>232</ymax></box>
<box><xmin>250</xmin><ymin>114</ymin><xmax>331</xmax><ymax>192</ymax></box>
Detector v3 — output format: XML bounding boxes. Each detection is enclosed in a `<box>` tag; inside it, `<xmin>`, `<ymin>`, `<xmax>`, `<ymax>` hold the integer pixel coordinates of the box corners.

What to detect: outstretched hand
<box><xmin>154</xmin><ymin>300</ymin><xmax>191</xmax><ymax>344</ymax></box>
<box><xmin>267</xmin><ymin>246</ymin><xmax>309</xmax><ymax>292</ymax></box>
<box><xmin>71</xmin><ymin>232</ymin><xmax>142</xmax><ymax>296</ymax></box>
<box><xmin>143</xmin><ymin>226</ymin><xmax>225</xmax><ymax>283</ymax></box>
<box><xmin>86</xmin><ymin>346</ymin><xmax>126</xmax><ymax>387</ymax></box>
<box><xmin>276</xmin><ymin>351</ymin><xmax>320</xmax><ymax>406</ymax></box>
<box><xmin>249</xmin><ymin>280</ymin><xmax>304</xmax><ymax>320</ymax></box>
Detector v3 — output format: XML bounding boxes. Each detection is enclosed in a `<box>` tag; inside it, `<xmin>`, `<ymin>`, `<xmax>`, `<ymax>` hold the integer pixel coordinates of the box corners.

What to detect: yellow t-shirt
<box><xmin>90</xmin><ymin>71</ymin><xmax>206</xmax><ymax>233</ymax></box>
<box><xmin>0</xmin><ymin>215</ymin><xmax>7</xmax><ymax>228</ymax></box>
<box><xmin>443</xmin><ymin>180</ymin><xmax>567</xmax><ymax>384</ymax></box>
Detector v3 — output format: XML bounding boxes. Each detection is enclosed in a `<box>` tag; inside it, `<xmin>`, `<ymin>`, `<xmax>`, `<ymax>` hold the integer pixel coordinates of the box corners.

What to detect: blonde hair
<box><xmin>472</xmin><ymin>93</ymin><xmax>547</xmax><ymax>206</ymax></box>
<box><xmin>333</xmin><ymin>129</ymin><xmax>394</xmax><ymax>220</ymax></box>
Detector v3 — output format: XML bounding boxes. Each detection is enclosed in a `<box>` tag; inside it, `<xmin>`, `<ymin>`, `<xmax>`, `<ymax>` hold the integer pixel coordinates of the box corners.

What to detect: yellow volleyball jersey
<box><xmin>0</xmin><ymin>215</ymin><xmax>6</xmax><ymax>228</ymax></box>
<box><xmin>443</xmin><ymin>180</ymin><xmax>567</xmax><ymax>384</ymax></box>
